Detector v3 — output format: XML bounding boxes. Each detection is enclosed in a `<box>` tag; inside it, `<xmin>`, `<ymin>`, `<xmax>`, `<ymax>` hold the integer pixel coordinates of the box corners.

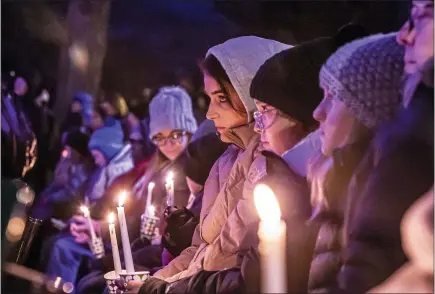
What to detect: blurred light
<box><xmin>16</xmin><ymin>186</ymin><xmax>35</xmax><ymax>205</ymax></box>
<box><xmin>254</xmin><ymin>184</ymin><xmax>281</xmax><ymax>223</ymax></box>
<box><xmin>69</xmin><ymin>43</ymin><xmax>89</xmax><ymax>71</ymax></box>
<box><xmin>62</xmin><ymin>149</ymin><xmax>69</xmax><ymax>158</ymax></box>
<box><xmin>108</xmin><ymin>212</ymin><xmax>116</xmax><ymax>224</ymax></box>
<box><xmin>118</xmin><ymin>191</ymin><xmax>127</xmax><ymax>207</ymax></box>
<box><xmin>10</xmin><ymin>71</ymin><xmax>15</xmax><ymax>77</ymax></box>
<box><xmin>54</xmin><ymin>277</ymin><xmax>62</xmax><ymax>289</ymax></box>
<box><xmin>6</xmin><ymin>217</ymin><xmax>26</xmax><ymax>242</ymax></box>
<box><xmin>63</xmin><ymin>282</ymin><xmax>74</xmax><ymax>293</ymax></box>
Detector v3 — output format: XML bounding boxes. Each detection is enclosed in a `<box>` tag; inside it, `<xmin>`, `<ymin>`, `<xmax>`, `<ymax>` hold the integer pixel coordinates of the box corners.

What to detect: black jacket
<box><xmin>337</xmin><ymin>80</ymin><xmax>434</xmax><ymax>292</ymax></box>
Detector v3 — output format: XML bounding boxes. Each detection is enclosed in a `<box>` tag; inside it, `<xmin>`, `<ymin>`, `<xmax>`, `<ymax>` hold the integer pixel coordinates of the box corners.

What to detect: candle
<box><xmin>165</xmin><ymin>172</ymin><xmax>174</xmax><ymax>207</ymax></box>
<box><xmin>80</xmin><ymin>206</ymin><xmax>97</xmax><ymax>241</ymax></box>
<box><xmin>147</xmin><ymin>205</ymin><xmax>156</xmax><ymax>218</ymax></box>
<box><xmin>117</xmin><ymin>191</ymin><xmax>135</xmax><ymax>273</ymax></box>
<box><xmin>108</xmin><ymin>212</ymin><xmax>122</xmax><ymax>277</ymax></box>
<box><xmin>254</xmin><ymin>184</ymin><xmax>287</xmax><ymax>293</ymax></box>
<box><xmin>145</xmin><ymin>182</ymin><xmax>155</xmax><ymax>216</ymax></box>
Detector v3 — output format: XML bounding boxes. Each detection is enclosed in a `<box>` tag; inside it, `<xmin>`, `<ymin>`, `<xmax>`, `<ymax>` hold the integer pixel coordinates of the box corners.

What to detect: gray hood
<box><xmin>206</xmin><ymin>36</ymin><xmax>292</xmax><ymax>122</ymax></box>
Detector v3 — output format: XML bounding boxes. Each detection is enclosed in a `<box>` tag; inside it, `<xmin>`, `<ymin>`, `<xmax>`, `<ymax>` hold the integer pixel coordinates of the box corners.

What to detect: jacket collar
<box><xmin>222</xmin><ymin>122</ymin><xmax>257</xmax><ymax>151</ymax></box>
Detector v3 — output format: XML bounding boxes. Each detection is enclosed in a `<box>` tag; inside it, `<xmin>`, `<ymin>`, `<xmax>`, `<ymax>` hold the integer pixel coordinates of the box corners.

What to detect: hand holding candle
<box><xmin>80</xmin><ymin>206</ymin><xmax>97</xmax><ymax>240</ymax></box>
<box><xmin>254</xmin><ymin>184</ymin><xmax>287</xmax><ymax>293</ymax></box>
<box><xmin>117</xmin><ymin>191</ymin><xmax>135</xmax><ymax>274</ymax></box>
<box><xmin>108</xmin><ymin>212</ymin><xmax>122</xmax><ymax>277</ymax></box>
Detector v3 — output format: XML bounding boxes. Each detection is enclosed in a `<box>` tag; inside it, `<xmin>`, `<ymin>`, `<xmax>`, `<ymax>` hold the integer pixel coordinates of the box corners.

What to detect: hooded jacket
<box><xmin>85</xmin><ymin>144</ymin><xmax>134</xmax><ymax>205</ymax></box>
<box><xmin>152</xmin><ymin>36</ymin><xmax>292</xmax><ymax>283</ymax></box>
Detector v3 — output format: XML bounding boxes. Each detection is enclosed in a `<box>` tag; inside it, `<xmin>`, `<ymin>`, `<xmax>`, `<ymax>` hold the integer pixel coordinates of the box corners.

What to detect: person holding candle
<box><xmin>127</xmin><ymin>36</ymin><xmax>294</xmax><ymax>293</ymax></box>
<box><xmin>40</xmin><ymin>122</ymin><xmax>134</xmax><ymax>290</ymax></box>
<box><xmin>306</xmin><ymin>33</ymin><xmax>405</xmax><ymax>292</ymax></box>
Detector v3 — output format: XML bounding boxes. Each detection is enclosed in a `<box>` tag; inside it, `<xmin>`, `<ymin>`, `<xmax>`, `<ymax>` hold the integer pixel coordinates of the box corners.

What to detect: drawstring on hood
<box><xmin>206</xmin><ymin>36</ymin><xmax>291</xmax><ymax>147</ymax></box>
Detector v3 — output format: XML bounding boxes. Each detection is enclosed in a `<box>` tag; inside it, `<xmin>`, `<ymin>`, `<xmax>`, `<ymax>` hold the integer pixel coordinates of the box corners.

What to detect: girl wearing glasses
<box><xmin>136</xmin><ymin>86</ymin><xmax>197</xmax><ymax>220</ymax></box>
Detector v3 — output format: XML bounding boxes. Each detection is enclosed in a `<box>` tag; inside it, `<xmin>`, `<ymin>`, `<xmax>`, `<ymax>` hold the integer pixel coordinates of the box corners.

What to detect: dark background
<box><xmin>2</xmin><ymin>0</ymin><xmax>410</xmax><ymax>104</ymax></box>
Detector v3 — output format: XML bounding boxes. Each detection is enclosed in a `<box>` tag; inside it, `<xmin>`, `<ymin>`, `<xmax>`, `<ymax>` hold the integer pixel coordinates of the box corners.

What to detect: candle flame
<box><xmin>254</xmin><ymin>184</ymin><xmax>281</xmax><ymax>222</ymax></box>
<box><xmin>166</xmin><ymin>171</ymin><xmax>174</xmax><ymax>184</ymax></box>
<box><xmin>148</xmin><ymin>182</ymin><xmax>155</xmax><ymax>190</ymax></box>
<box><xmin>80</xmin><ymin>206</ymin><xmax>90</xmax><ymax>217</ymax></box>
<box><xmin>118</xmin><ymin>191</ymin><xmax>127</xmax><ymax>207</ymax></box>
<box><xmin>108</xmin><ymin>212</ymin><xmax>116</xmax><ymax>224</ymax></box>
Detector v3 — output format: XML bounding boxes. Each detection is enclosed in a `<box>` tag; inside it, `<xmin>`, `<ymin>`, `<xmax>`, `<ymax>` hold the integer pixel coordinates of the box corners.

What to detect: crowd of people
<box><xmin>2</xmin><ymin>1</ymin><xmax>433</xmax><ymax>293</ymax></box>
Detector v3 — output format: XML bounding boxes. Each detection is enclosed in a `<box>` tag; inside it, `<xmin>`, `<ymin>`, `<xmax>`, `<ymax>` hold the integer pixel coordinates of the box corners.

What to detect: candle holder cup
<box><xmin>119</xmin><ymin>271</ymin><xmax>150</xmax><ymax>290</ymax></box>
<box><xmin>89</xmin><ymin>237</ymin><xmax>105</xmax><ymax>259</ymax></box>
<box><xmin>140</xmin><ymin>214</ymin><xmax>159</xmax><ymax>241</ymax></box>
<box><xmin>104</xmin><ymin>271</ymin><xmax>125</xmax><ymax>294</ymax></box>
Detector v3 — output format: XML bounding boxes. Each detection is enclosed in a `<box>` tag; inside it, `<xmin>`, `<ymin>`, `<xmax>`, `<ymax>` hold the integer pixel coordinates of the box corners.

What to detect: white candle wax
<box><xmin>165</xmin><ymin>172</ymin><xmax>174</xmax><ymax>207</ymax></box>
<box><xmin>108</xmin><ymin>213</ymin><xmax>122</xmax><ymax>277</ymax></box>
<box><xmin>117</xmin><ymin>192</ymin><xmax>135</xmax><ymax>273</ymax></box>
<box><xmin>254</xmin><ymin>184</ymin><xmax>287</xmax><ymax>293</ymax></box>
<box><xmin>145</xmin><ymin>182</ymin><xmax>155</xmax><ymax>216</ymax></box>
<box><xmin>258</xmin><ymin>220</ymin><xmax>287</xmax><ymax>293</ymax></box>
<box><xmin>80</xmin><ymin>206</ymin><xmax>97</xmax><ymax>240</ymax></box>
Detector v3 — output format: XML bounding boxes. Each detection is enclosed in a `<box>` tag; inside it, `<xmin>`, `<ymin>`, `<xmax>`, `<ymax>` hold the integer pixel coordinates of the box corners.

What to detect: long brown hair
<box><xmin>199</xmin><ymin>55</ymin><xmax>247</xmax><ymax>119</ymax></box>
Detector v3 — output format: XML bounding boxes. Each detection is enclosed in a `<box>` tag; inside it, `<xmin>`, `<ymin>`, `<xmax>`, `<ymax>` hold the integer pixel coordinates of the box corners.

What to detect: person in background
<box><xmin>31</xmin><ymin>129</ymin><xmax>95</xmax><ymax>221</ymax></box>
<box><xmin>129</xmin><ymin>36</ymin><xmax>292</xmax><ymax>294</ymax></box>
<box><xmin>74</xmin><ymin>86</ymin><xmax>198</xmax><ymax>294</ymax></box>
<box><xmin>306</xmin><ymin>33</ymin><xmax>404</xmax><ymax>292</ymax></box>
<box><xmin>40</xmin><ymin>122</ymin><xmax>134</xmax><ymax>289</ymax></box>
<box><xmin>336</xmin><ymin>7</ymin><xmax>434</xmax><ymax>289</ymax></box>
<box><xmin>63</xmin><ymin>92</ymin><xmax>94</xmax><ymax>134</ymax></box>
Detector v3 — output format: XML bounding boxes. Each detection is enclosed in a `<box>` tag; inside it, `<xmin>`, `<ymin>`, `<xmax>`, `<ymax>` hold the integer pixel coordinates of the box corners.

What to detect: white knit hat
<box><xmin>149</xmin><ymin>86</ymin><xmax>198</xmax><ymax>138</ymax></box>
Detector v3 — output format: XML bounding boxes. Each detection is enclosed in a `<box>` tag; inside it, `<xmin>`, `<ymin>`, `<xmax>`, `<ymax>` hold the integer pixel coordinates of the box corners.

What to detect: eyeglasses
<box><xmin>151</xmin><ymin>131</ymin><xmax>187</xmax><ymax>147</ymax></box>
<box><xmin>253</xmin><ymin>109</ymin><xmax>279</xmax><ymax>133</ymax></box>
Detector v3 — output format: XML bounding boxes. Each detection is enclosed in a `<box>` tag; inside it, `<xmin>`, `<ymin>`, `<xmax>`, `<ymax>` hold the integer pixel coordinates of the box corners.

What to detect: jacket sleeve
<box><xmin>152</xmin><ymin>225</ymin><xmax>201</xmax><ymax>280</ymax></box>
<box><xmin>338</xmin><ymin>139</ymin><xmax>434</xmax><ymax>293</ymax></box>
<box><xmin>163</xmin><ymin>268</ymin><xmax>245</xmax><ymax>294</ymax></box>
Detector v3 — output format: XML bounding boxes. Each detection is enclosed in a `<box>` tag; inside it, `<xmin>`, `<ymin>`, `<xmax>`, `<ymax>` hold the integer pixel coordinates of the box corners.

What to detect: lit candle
<box><xmin>165</xmin><ymin>172</ymin><xmax>174</xmax><ymax>207</ymax></box>
<box><xmin>254</xmin><ymin>184</ymin><xmax>287</xmax><ymax>293</ymax></box>
<box><xmin>108</xmin><ymin>212</ymin><xmax>122</xmax><ymax>277</ymax></box>
<box><xmin>117</xmin><ymin>191</ymin><xmax>135</xmax><ymax>273</ymax></box>
<box><xmin>145</xmin><ymin>182</ymin><xmax>155</xmax><ymax>216</ymax></box>
<box><xmin>80</xmin><ymin>206</ymin><xmax>97</xmax><ymax>241</ymax></box>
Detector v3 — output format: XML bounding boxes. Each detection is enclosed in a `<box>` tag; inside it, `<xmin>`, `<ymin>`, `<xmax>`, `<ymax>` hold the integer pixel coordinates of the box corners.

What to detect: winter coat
<box><xmin>335</xmin><ymin>67</ymin><xmax>434</xmax><ymax>293</ymax></box>
<box><xmin>85</xmin><ymin>144</ymin><xmax>134</xmax><ymax>205</ymax></box>
<box><xmin>307</xmin><ymin>138</ymin><xmax>371</xmax><ymax>292</ymax></box>
<box><xmin>152</xmin><ymin>36</ymin><xmax>291</xmax><ymax>284</ymax></box>
<box><xmin>368</xmin><ymin>186</ymin><xmax>433</xmax><ymax>293</ymax></box>
<box><xmin>31</xmin><ymin>157</ymin><xmax>94</xmax><ymax>220</ymax></box>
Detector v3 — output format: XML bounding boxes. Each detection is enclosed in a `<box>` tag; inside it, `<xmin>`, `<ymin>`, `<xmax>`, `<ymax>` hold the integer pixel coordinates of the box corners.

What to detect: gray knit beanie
<box><xmin>319</xmin><ymin>33</ymin><xmax>404</xmax><ymax>129</ymax></box>
<box><xmin>149</xmin><ymin>86</ymin><xmax>198</xmax><ymax>138</ymax></box>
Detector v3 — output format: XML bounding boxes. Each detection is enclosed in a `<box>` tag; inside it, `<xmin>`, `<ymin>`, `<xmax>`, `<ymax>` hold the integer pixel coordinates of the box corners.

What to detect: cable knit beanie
<box><xmin>88</xmin><ymin>122</ymin><xmax>124</xmax><ymax>162</ymax></box>
<box><xmin>251</xmin><ymin>23</ymin><xmax>369</xmax><ymax>131</ymax></box>
<box><xmin>320</xmin><ymin>33</ymin><xmax>405</xmax><ymax>129</ymax></box>
<box><xmin>184</xmin><ymin>133</ymin><xmax>229</xmax><ymax>186</ymax></box>
<box><xmin>149</xmin><ymin>86</ymin><xmax>198</xmax><ymax>139</ymax></box>
<box><xmin>65</xmin><ymin>128</ymin><xmax>91</xmax><ymax>158</ymax></box>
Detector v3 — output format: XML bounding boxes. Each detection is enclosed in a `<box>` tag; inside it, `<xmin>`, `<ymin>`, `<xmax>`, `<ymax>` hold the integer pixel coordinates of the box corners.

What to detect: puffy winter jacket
<box><xmin>307</xmin><ymin>138</ymin><xmax>371</xmax><ymax>292</ymax></box>
<box><xmin>336</xmin><ymin>64</ymin><xmax>434</xmax><ymax>293</ymax></box>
